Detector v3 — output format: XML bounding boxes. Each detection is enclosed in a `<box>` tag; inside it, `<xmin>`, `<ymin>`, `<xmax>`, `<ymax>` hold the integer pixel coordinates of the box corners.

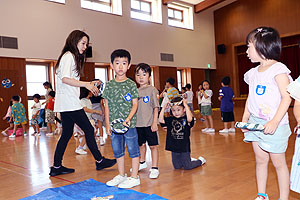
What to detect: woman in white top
<box><xmin>49</xmin><ymin>30</ymin><xmax>116</xmax><ymax>177</ymax></box>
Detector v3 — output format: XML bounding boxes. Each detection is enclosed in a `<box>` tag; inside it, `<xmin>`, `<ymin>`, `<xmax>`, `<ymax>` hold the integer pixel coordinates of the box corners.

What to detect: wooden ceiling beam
<box><xmin>162</xmin><ymin>0</ymin><xmax>173</xmax><ymax>5</ymax></box>
<box><xmin>195</xmin><ymin>0</ymin><xmax>225</xmax><ymax>13</ymax></box>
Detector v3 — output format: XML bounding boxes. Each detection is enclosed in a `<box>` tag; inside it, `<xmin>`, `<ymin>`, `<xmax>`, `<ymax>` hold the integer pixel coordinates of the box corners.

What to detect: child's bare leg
<box><xmin>270</xmin><ymin>153</ymin><xmax>289</xmax><ymax>200</ymax></box>
<box><xmin>150</xmin><ymin>145</ymin><xmax>158</xmax><ymax>168</ymax></box>
<box><xmin>230</xmin><ymin>121</ymin><xmax>235</xmax><ymax>129</ymax></box>
<box><xmin>117</xmin><ymin>156</ymin><xmax>125</xmax><ymax>176</ymax></box>
<box><xmin>13</xmin><ymin>124</ymin><xmax>17</xmax><ymax>133</ymax></box>
<box><xmin>223</xmin><ymin>122</ymin><xmax>228</xmax><ymax>129</ymax></box>
<box><xmin>21</xmin><ymin>124</ymin><xmax>26</xmax><ymax>133</ymax></box>
<box><xmin>203</xmin><ymin>116</ymin><xmax>209</xmax><ymax>128</ymax></box>
<box><xmin>131</xmin><ymin>157</ymin><xmax>139</xmax><ymax>178</ymax></box>
<box><xmin>36</xmin><ymin>124</ymin><xmax>40</xmax><ymax>133</ymax></box>
<box><xmin>4</xmin><ymin>124</ymin><xmax>13</xmax><ymax>132</ymax></box>
<box><xmin>208</xmin><ymin>115</ymin><xmax>214</xmax><ymax>128</ymax></box>
<box><xmin>139</xmin><ymin>144</ymin><xmax>146</xmax><ymax>162</ymax></box>
<box><xmin>98</xmin><ymin>120</ymin><xmax>103</xmax><ymax>137</ymax></box>
<box><xmin>252</xmin><ymin>142</ymin><xmax>269</xmax><ymax>194</ymax></box>
<box><xmin>79</xmin><ymin>135</ymin><xmax>86</xmax><ymax>147</ymax></box>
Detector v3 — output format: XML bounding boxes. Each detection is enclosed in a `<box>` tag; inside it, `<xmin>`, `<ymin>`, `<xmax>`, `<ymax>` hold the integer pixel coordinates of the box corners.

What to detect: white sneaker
<box><xmin>206</xmin><ymin>128</ymin><xmax>215</xmax><ymax>133</ymax></box>
<box><xmin>83</xmin><ymin>144</ymin><xmax>87</xmax><ymax>150</ymax></box>
<box><xmin>9</xmin><ymin>133</ymin><xmax>15</xmax><ymax>138</ymax></box>
<box><xmin>198</xmin><ymin>156</ymin><xmax>206</xmax><ymax>166</ymax></box>
<box><xmin>130</xmin><ymin>162</ymin><xmax>147</xmax><ymax>172</ymax></box>
<box><xmin>74</xmin><ymin>132</ymin><xmax>78</xmax><ymax>137</ymax></box>
<box><xmin>229</xmin><ymin>128</ymin><xmax>236</xmax><ymax>132</ymax></box>
<box><xmin>219</xmin><ymin>129</ymin><xmax>229</xmax><ymax>133</ymax></box>
<box><xmin>191</xmin><ymin>157</ymin><xmax>197</xmax><ymax>161</ymax></box>
<box><xmin>75</xmin><ymin>148</ymin><xmax>87</xmax><ymax>155</ymax></box>
<box><xmin>118</xmin><ymin>177</ymin><xmax>140</xmax><ymax>188</ymax></box>
<box><xmin>201</xmin><ymin>128</ymin><xmax>209</xmax><ymax>132</ymax></box>
<box><xmin>149</xmin><ymin>169</ymin><xmax>159</xmax><ymax>179</ymax></box>
<box><xmin>106</xmin><ymin>174</ymin><xmax>127</xmax><ymax>186</ymax></box>
<box><xmin>99</xmin><ymin>137</ymin><xmax>105</xmax><ymax>146</ymax></box>
<box><xmin>46</xmin><ymin>132</ymin><xmax>53</xmax><ymax>136</ymax></box>
<box><xmin>2</xmin><ymin>131</ymin><xmax>7</xmax><ymax>136</ymax></box>
<box><xmin>255</xmin><ymin>194</ymin><xmax>269</xmax><ymax>200</ymax></box>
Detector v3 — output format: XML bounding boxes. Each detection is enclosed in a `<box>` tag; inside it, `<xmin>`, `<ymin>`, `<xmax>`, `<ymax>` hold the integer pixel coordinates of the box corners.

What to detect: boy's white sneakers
<box><xmin>201</xmin><ymin>128</ymin><xmax>209</xmax><ymax>132</ymax></box>
<box><xmin>206</xmin><ymin>128</ymin><xmax>215</xmax><ymax>133</ymax></box>
<box><xmin>75</xmin><ymin>148</ymin><xmax>87</xmax><ymax>155</ymax></box>
<box><xmin>229</xmin><ymin>128</ymin><xmax>235</xmax><ymax>132</ymax></box>
<box><xmin>106</xmin><ymin>174</ymin><xmax>128</xmax><ymax>187</ymax></box>
<box><xmin>219</xmin><ymin>129</ymin><xmax>229</xmax><ymax>133</ymax></box>
<box><xmin>198</xmin><ymin>156</ymin><xmax>206</xmax><ymax>166</ymax></box>
<box><xmin>149</xmin><ymin>169</ymin><xmax>159</xmax><ymax>179</ymax></box>
<box><xmin>118</xmin><ymin>176</ymin><xmax>140</xmax><ymax>188</ymax></box>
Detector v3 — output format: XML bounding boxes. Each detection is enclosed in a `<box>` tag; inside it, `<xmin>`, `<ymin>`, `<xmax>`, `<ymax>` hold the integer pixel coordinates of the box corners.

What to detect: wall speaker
<box><xmin>217</xmin><ymin>44</ymin><xmax>226</xmax><ymax>54</ymax></box>
<box><xmin>86</xmin><ymin>46</ymin><xmax>92</xmax><ymax>58</ymax></box>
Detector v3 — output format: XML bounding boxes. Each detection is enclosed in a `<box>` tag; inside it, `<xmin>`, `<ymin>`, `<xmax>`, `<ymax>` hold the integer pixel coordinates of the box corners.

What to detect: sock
<box><xmin>151</xmin><ymin>167</ymin><xmax>158</xmax><ymax>170</ymax></box>
<box><xmin>257</xmin><ymin>193</ymin><xmax>267</xmax><ymax>198</ymax></box>
<box><xmin>140</xmin><ymin>161</ymin><xmax>145</xmax><ymax>164</ymax></box>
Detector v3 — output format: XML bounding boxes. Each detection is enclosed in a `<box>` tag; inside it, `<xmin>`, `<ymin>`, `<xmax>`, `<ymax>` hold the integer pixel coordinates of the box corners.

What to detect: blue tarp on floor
<box><xmin>20</xmin><ymin>179</ymin><xmax>168</xmax><ymax>200</ymax></box>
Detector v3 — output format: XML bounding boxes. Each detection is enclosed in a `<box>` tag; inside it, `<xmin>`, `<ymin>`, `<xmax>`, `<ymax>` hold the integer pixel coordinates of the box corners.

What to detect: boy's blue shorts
<box><xmin>110</xmin><ymin>128</ymin><xmax>140</xmax><ymax>158</ymax></box>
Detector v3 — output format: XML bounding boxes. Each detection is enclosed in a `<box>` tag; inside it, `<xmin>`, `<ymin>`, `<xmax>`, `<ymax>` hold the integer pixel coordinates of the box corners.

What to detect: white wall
<box><xmin>0</xmin><ymin>0</ymin><xmax>217</xmax><ymax>69</ymax></box>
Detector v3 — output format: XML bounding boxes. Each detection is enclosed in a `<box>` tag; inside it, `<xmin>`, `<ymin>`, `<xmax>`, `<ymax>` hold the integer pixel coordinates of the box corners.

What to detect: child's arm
<box><xmin>83</xmin><ymin>107</ymin><xmax>102</xmax><ymax>115</ymax></box>
<box><xmin>201</xmin><ymin>90</ymin><xmax>210</xmax><ymax>99</ymax></box>
<box><xmin>241</xmin><ymin>97</ymin><xmax>251</xmax><ymax>132</ymax></box>
<box><xmin>100</xmin><ymin>99</ymin><xmax>105</xmax><ymax>117</ymax></box>
<box><xmin>151</xmin><ymin>107</ymin><xmax>159</xmax><ymax>132</ymax></box>
<box><xmin>42</xmin><ymin>99</ymin><xmax>49</xmax><ymax>105</ymax></box>
<box><xmin>34</xmin><ymin>110</ymin><xmax>41</xmax><ymax>118</ymax></box>
<box><xmin>104</xmin><ymin>99</ymin><xmax>112</xmax><ymax>136</ymax></box>
<box><xmin>123</xmin><ymin>98</ymin><xmax>138</xmax><ymax>127</ymax></box>
<box><xmin>159</xmin><ymin>103</ymin><xmax>168</xmax><ymax>124</ymax></box>
<box><xmin>218</xmin><ymin>96</ymin><xmax>223</xmax><ymax>101</ymax></box>
<box><xmin>294</xmin><ymin>100</ymin><xmax>300</xmax><ymax>126</ymax></box>
<box><xmin>183</xmin><ymin>99</ymin><xmax>193</xmax><ymax>122</ymax></box>
<box><xmin>264</xmin><ymin>74</ymin><xmax>292</xmax><ymax>134</ymax></box>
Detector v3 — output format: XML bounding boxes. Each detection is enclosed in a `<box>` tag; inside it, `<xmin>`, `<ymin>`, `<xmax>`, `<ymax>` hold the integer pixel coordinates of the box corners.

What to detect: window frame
<box><xmin>168</xmin><ymin>7</ymin><xmax>183</xmax><ymax>22</ymax></box>
<box><xmin>131</xmin><ymin>0</ymin><xmax>152</xmax><ymax>16</ymax></box>
<box><xmin>80</xmin><ymin>0</ymin><xmax>122</xmax><ymax>16</ymax></box>
<box><xmin>45</xmin><ymin>0</ymin><xmax>66</xmax><ymax>4</ymax></box>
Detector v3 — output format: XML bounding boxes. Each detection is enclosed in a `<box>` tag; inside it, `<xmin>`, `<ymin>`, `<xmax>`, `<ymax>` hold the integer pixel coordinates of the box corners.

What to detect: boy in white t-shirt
<box><xmin>31</xmin><ymin>94</ymin><xmax>41</xmax><ymax>136</ymax></box>
<box><xmin>185</xmin><ymin>84</ymin><xmax>194</xmax><ymax>112</ymax></box>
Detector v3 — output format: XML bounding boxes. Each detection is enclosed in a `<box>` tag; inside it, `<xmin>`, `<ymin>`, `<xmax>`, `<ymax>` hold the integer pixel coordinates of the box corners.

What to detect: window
<box><xmin>26</xmin><ymin>64</ymin><xmax>48</xmax><ymax>119</ymax></box>
<box><xmin>131</xmin><ymin>0</ymin><xmax>162</xmax><ymax>23</ymax></box>
<box><xmin>45</xmin><ymin>0</ymin><xmax>65</xmax><ymax>3</ymax></box>
<box><xmin>168</xmin><ymin>2</ymin><xmax>193</xmax><ymax>30</ymax></box>
<box><xmin>177</xmin><ymin>70</ymin><xmax>182</xmax><ymax>92</ymax></box>
<box><xmin>81</xmin><ymin>0</ymin><xmax>122</xmax><ymax>15</ymax></box>
<box><xmin>95</xmin><ymin>67</ymin><xmax>108</xmax><ymax>83</ymax></box>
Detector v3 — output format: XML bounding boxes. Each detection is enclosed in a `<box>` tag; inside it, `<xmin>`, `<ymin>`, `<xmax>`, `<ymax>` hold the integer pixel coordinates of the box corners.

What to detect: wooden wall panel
<box><xmin>81</xmin><ymin>62</ymin><xmax>95</xmax><ymax>81</ymax></box>
<box><xmin>0</xmin><ymin>57</ymin><xmax>27</xmax><ymax>130</ymax></box>
<box><xmin>158</xmin><ymin>66</ymin><xmax>178</xmax><ymax>92</ymax></box>
<box><xmin>191</xmin><ymin>68</ymin><xmax>205</xmax><ymax>110</ymax></box>
<box><xmin>213</xmin><ymin>0</ymin><xmax>300</xmax><ymax>105</ymax></box>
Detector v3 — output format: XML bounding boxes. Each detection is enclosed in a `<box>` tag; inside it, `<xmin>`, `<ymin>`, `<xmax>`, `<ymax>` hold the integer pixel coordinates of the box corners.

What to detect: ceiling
<box><xmin>180</xmin><ymin>0</ymin><xmax>205</xmax><ymax>5</ymax></box>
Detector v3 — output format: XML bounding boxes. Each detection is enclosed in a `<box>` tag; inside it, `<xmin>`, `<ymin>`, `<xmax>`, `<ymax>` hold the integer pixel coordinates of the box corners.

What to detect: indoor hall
<box><xmin>1</xmin><ymin>0</ymin><xmax>300</xmax><ymax>199</ymax></box>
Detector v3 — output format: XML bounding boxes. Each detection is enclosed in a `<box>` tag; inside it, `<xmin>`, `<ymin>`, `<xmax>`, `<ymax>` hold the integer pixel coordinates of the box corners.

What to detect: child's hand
<box><xmin>241</xmin><ymin>120</ymin><xmax>249</xmax><ymax>132</ymax></box>
<box><xmin>2</xmin><ymin>117</ymin><xmax>5</xmax><ymax>120</ymax></box>
<box><xmin>182</xmin><ymin>98</ymin><xmax>188</xmax><ymax>106</ymax></box>
<box><xmin>264</xmin><ymin>120</ymin><xmax>279</xmax><ymax>135</ymax></box>
<box><xmin>218</xmin><ymin>96</ymin><xmax>222</xmax><ymax>101</ymax></box>
<box><xmin>123</xmin><ymin>118</ymin><xmax>130</xmax><ymax>127</ymax></box>
<box><xmin>106</xmin><ymin>126</ymin><xmax>112</xmax><ymax>136</ymax></box>
<box><xmin>96</xmin><ymin>110</ymin><xmax>102</xmax><ymax>115</ymax></box>
<box><xmin>151</xmin><ymin>123</ymin><xmax>158</xmax><ymax>132</ymax></box>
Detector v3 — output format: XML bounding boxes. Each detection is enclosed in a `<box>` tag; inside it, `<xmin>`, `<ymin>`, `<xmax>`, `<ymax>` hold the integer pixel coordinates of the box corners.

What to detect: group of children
<box><xmin>1</xmin><ymin>82</ymin><xmax>57</xmax><ymax>138</ymax></box>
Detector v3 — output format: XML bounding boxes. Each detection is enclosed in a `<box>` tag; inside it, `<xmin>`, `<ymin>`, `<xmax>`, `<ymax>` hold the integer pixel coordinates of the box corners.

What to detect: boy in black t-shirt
<box><xmin>159</xmin><ymin>97</ymin><xmax>206</xmax><ymax>170</ymax></box>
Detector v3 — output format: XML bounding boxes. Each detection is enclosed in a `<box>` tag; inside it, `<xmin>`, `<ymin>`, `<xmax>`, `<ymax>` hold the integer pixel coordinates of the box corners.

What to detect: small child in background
<box><xmin>135</xmin><ymin>63</ymin><xmax>160</xmax><ymax>179</ymax></box>
<box><xmin>218</xmin><ymin>76</ymin><xmax>235</xmax><ymax>133</ymax></box>
<box><xmin>166</xmin><ymin>77</ymin><xmax>180</xmax><ymax>101</ymax></box>
<box><xmin>1</xmin><ymin>100</ymin><xmax>13</xmax><ymax>136</ymax></box>
<box><xmin>196</xmin><ymin>84</ymin><xmax>204</xmax><ymax>122</ymax></box>
<box><xmin>181</xmin><ymin>87</ymin><xmax>187</xmax><ymax>96</ymax></box>
<box><xmin>10</xmin><ymin>95</ymin><xmax>27</xmax><ymax>138</ymax></box>
<box><xmin>45</xmin><ymin>91</ymin><xmax>57</xmax><ymax>136</ymax></box>
<box><xmin>74</xmin><ymin>87</ymin><xmax>102</xmax><ymax>155</ymax></box>
<box><xmin>159</xmin><ymin>96</ymin><xmax>206</xmax><ymax>170</ymax></box>
<box><xmin>200</xmin><ymin>80</ymin><xmax>215</xmax><ymax>133</ymax></box>
<box><xmin>185</xmin><ymin>83</ymin><xmax>194</xmax><ymax>112</ymax></box>
<box><xmin>31</xmin><ymin>94</ymin><xmax>41</xmax><ymax>136</ymax></box>
<box><xmin>287</xmin><ymin>76</ymin><xmax>300</xmax><ymax>194</ymax></box>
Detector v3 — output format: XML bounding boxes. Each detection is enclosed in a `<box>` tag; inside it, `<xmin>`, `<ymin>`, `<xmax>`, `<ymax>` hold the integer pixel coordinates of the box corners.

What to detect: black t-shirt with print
<box><xmin>161</xmin><ymin>115</ymin><xmax>194</xmax><ymax>153</ymax></box>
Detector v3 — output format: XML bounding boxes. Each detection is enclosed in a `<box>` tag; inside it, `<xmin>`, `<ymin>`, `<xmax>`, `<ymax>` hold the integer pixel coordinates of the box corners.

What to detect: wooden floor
<box><xmin>1</xmin><ymin>106</ymin><xmax>300</xmax><ymax>200</ymax></box>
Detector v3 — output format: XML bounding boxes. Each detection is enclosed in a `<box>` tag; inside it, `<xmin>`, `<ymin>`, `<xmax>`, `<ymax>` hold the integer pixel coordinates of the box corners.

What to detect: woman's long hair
<box><xmin>55</xmin><ymin>30</ymin><xmax>89</xmax><ymax>77</ymax></box>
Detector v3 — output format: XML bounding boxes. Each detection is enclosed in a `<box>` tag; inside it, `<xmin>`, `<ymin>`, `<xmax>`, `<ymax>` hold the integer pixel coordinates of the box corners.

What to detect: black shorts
<box><xmin>136</xmin><ymin>126</ymin><xmax>159</xmax><ymax>146</ymax></box>
<box><xmin>221</xmin><ymin>111</ymin><xmax>235</xmax><ymax>122</ymax></box>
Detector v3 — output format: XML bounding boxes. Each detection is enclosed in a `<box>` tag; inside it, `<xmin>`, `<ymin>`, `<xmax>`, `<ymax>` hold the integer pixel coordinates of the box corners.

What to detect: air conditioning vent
<box><xmin>0</xmin><ymin>36</ymin><xmax>18</xmax><ymax>49</ymax></box>
<box><xmin>160</xmin><ymin>53</ymin><xmax>174</xmax><ymax>62</ymax></box>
